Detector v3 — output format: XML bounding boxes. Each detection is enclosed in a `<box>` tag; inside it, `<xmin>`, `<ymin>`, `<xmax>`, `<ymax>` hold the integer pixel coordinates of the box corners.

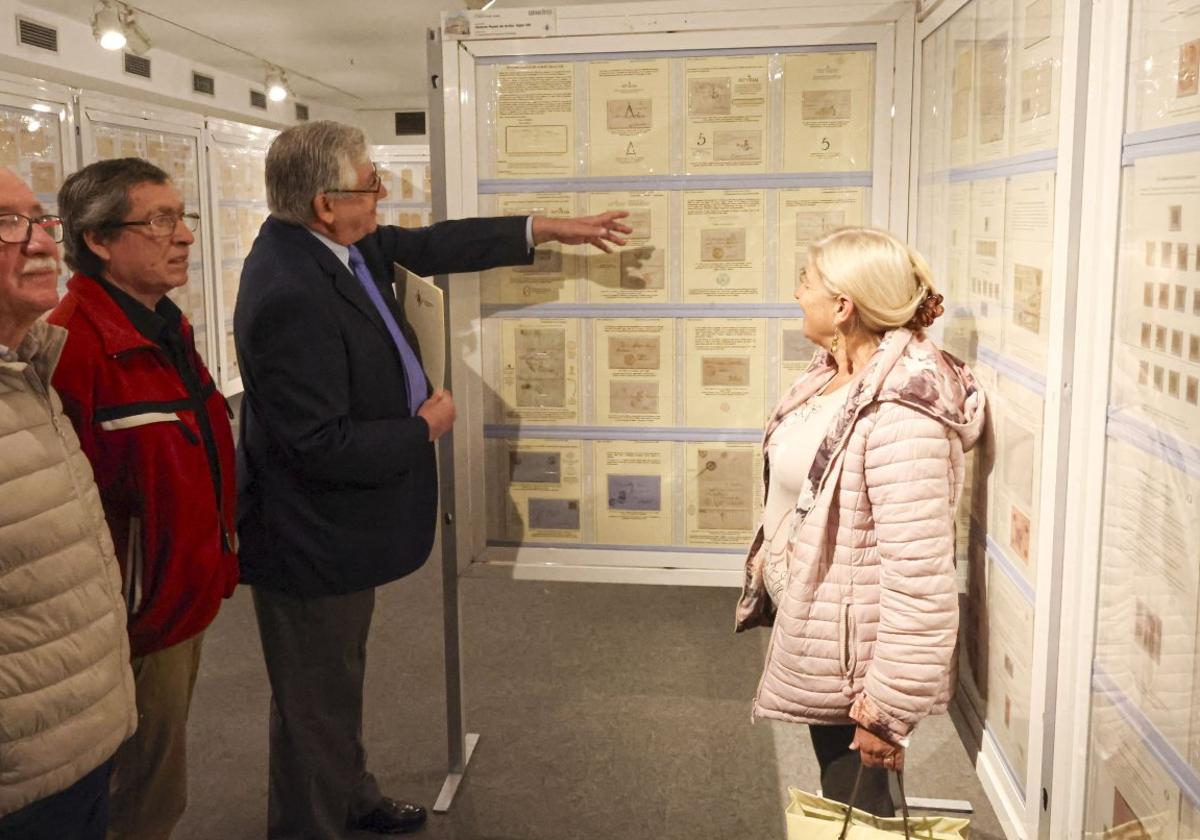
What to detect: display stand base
<box><xmin>433</xmin><ymin>732</ymin><xmax>480</xmax><ymax>813</ymax></box>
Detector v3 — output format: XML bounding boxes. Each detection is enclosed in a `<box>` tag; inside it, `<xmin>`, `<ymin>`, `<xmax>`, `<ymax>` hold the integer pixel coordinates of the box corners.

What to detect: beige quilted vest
<box><xmin>0</xmin><ymin>320</ymin><xmax>137</xmax><ymax>816</ymax></box>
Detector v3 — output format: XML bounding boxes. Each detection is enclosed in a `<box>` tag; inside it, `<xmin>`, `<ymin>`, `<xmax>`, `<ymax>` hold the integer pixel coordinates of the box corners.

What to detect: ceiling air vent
<box><xmin>294</xmin><ymin>103</ymin><xmax>309</xmax><ymax>121</ymax></box>
<box><xmin>192</xmin><ymin>72</ymin><xmax>215</xmax><ymax>96</ymax></box>
<box><xmin>249</xmin><ymin>90</ymin><xmax>267</xmax><ymax>110</ymax></box>
<box><xmin>394</xmin><ymin>111</ymin><xmax>426</xmax><ymax>136</ymax></box>
<box><xmin>124</xmin><ymin>53</ymin><xmax>151</xmax><ymax>79</ymax></box>
<box><xmin>16</xmin><ymin>17</ymin><xmax>57</xmax><ymax>53</ymax></box>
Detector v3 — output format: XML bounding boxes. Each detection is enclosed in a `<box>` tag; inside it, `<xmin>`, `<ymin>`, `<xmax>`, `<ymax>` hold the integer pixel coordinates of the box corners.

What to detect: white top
<box><xmin>761</xmin><ymin>386</ymin><xmax>846</xmax><ymax>605</ymax></box>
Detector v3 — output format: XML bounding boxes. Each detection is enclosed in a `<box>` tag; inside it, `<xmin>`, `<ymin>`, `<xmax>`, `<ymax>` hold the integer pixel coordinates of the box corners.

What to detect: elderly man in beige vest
<box><xmin>0</xmin><ymin>166</ymin><xmax>137</xmax><ymax>840</ymax></box>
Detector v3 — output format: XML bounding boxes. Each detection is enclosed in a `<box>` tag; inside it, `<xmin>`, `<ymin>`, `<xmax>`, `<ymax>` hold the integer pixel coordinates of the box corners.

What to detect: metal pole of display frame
<box><xmin>431</xmin><ymin>361</ymin><xmax>479</xmax><ymax>815</ymax></box>
<box><xmin>427</xmin><ymin>27</ymin><xmax>479</xmax><ymax>814</ymax></box>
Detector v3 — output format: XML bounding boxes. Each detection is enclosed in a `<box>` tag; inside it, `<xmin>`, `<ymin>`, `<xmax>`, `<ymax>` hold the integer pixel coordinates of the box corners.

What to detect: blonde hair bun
<box><xmin>808</xmin><ymin>227</ymin><xmax>943</xmax><ymax>335</ymax></box>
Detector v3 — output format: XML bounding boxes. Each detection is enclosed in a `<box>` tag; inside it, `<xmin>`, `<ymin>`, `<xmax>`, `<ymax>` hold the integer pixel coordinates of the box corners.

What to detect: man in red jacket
<box><xmin>48</xmin><ymin>157</ymin><xmax>238</xmax><ymax>840</ymax></box>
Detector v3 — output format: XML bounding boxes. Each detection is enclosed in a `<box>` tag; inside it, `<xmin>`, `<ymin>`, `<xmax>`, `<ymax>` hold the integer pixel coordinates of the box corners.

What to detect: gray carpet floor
<box><xmin>176</xmin><ymin>559</ymin><xmax>1004</xmax><ymax>839</ymax></box>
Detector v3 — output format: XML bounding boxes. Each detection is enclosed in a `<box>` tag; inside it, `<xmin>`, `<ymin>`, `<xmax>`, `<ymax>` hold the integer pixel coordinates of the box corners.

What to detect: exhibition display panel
<box><xmin>374</xmin><ymin>144</ymin><xmax>434</xmax><ymax>231</ymax></box>
<box><xmin>436</xmin><ymin>2</ymin><xmax>913</xmax><ymax>585</ymax></box>
<box><xmin>0</xmin><ymin>74</ymin><xmax>77</xmax><ymax>297</ymax></box>
<box><xmin>80</xmin><ymin>95</ymin><xmax>214</xmax><ymax>369</ymax></box>
<box><xmin>206</xmin><ymin>118</ymin><xmax>277</xmax><ymax>396</ymax></box>
<box><xmin>1068</xmin><ymin>1</ymin><xmax>1200</xmax><ymax>837</ymax></box>
<box><xmin>912</xmin><ymin>0</ymin><xmax>1080</xmax><ymax>835</ymax></box>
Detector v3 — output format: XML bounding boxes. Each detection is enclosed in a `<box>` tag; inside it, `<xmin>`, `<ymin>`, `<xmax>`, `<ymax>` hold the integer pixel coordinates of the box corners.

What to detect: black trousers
<box><xmin>0</xmin><ymin>759</ymin><xmax>111</xmax><ymax>840</ymax></box>
<box><xmin>253</xmin><ymin>586</ymin><xmax>384</xmax><ymax>840</ymax></box>
<box><xmin>809</xmin><ymin>723</ymin><xmax>896</xmax><ymax>817</ymax></box>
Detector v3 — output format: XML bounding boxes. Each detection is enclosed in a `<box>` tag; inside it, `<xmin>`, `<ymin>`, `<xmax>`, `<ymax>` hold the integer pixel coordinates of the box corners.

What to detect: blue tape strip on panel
<box><xmin>483</xmin><ymin>425</ymin><xmax>762</xmax><ymax>442</ymax></box>
<box><xmin>478</xmin><ymin>172</ymin><xmax>873</xmax><ymax>194</ymax></box>
<box><xmin>486</xmin><ymin>540</ymin><xmax>743</xmax><ymax>555</ymax></box>
<box><xmin>481</xmin><ymin>303</ymin><xmax>802</xmax><ymax>319</ymax></box>
<box><xmin>475</xmin><ymin>43</ymin><xmax>877</xmax><ymax>65</ymax></box>
<box><xmin>1092</xmin><ymin>663</ymin><xmax>1200</xmax><ymax>810</ymax></box>
<box><xmin>1106</xmin><ymin>408</ymin><xmax>1200</xmax><ymax>480</ymax></box>
<box><xmin>1122</xmin><ymin>121</ymin><xmax>1200</xmax><ymax>165</ymax></box>
<box><xmin>946</xmin><ymin>150</ymin><xmax>1058</xmax><ymax>183</ymax></box>
<box><xmin>976</xmin><ymin>345</ymin><xmax>1048</xmax><ymax>396</ymax></box>
<box><xmin>984</xmin><ymin>534</ymin><xmax>1037</xmax><ymax>606</ymax></box>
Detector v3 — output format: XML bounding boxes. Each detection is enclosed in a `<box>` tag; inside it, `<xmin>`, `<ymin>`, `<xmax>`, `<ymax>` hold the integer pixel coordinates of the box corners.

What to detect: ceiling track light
<box><xmin>92</xmin><ymin>1</ymin><xmax>125</xmax><ymax>51</ymax></box>
<box><xmin>265</xmin><ymin>66</ymin><xmax>291</xmax><ymax>102</ymax></box>
<box><xmin>91</xmin><ymin>1</ymin><xmax>152</xmax><ymax>54</ymax></box>
<box><xmin>122</xmin><ymin>8</ymin><xmax>152</xmax><ymax>55</ymax></box>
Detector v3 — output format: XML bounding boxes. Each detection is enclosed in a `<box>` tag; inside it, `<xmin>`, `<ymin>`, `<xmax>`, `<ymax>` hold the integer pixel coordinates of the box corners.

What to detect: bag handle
<box><xmin>837</xmin><ymin>763</ymin><xmax>912</xmax><ymax>840</ymax></box>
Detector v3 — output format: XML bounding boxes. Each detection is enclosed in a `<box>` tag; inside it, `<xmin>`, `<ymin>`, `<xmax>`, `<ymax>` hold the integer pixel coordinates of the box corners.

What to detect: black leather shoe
<box><xmin>348</xmin><ymin>798</ymin><xmax>427</xmax><ymax>834</ymax></box>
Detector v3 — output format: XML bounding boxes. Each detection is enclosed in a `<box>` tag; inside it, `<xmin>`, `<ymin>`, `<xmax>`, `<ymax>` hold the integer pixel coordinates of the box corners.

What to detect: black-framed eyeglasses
<box><xmin>0</xmin><ymin>213</ymin><xmax>64</xmax><ymax>245</ymax></box>
<box><xmin>106</xmin><ymin>212</ymin><xmax>201</xmax><ymax>238</ymax></box>
<box><xmin>327</xmin><ymin>162</ymin><xmax>382</xmax><ymax>195</ymax></box>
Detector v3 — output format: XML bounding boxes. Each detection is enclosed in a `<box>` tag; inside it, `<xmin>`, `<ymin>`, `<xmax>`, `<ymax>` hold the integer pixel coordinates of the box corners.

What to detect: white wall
<box><xmin>0</xmin><ymin>0</ymin><xmax>357</xmax><ymax>127</ymax></box>
<box><xmin>356</xmin><ymin>106</ymin><xmax>429</xmax><ymax>146</ymax></box>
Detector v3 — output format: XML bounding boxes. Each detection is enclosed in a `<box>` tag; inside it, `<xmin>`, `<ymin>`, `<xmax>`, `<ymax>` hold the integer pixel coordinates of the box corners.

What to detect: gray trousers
<box><xmin>252</xmin><ymin>586</ymin><xmax>384</xmax><ymax>840</ymax></box>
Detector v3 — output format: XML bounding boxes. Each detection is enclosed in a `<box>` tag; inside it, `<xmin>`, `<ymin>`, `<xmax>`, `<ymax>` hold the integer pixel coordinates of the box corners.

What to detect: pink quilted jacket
<box><xmin>736</xmin><ymin>328</ymin><xmax>986</xmax><ymax>746</ymax></box>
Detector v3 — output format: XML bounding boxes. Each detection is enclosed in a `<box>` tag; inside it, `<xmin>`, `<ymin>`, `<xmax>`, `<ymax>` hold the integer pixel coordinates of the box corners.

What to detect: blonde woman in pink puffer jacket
<box><xmin>737</xmin><ymin>227</ymin><xmax>986</xmax><ymax>816</ymax></box>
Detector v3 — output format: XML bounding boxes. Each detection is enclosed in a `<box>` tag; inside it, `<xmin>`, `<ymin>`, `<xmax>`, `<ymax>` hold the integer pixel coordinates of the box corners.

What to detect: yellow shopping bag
<box><xmin>785</xmin><ymin>768</ymin><xmax>971</xmax><ymax>839</ymax></box>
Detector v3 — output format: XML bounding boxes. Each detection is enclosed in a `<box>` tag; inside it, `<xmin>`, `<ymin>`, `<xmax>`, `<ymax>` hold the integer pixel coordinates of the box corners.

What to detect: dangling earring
<box><xmin>830</xmin><ymin>330</ymin><xmax>840</xmax><ymax>356</ymax></box>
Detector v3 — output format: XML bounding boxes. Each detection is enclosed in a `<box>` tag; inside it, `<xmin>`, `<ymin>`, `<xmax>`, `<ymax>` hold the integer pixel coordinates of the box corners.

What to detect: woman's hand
<box><xmin>850</xmin><ymin>725</ymin><xmax>905</xmax><ymax>771</ymax></box>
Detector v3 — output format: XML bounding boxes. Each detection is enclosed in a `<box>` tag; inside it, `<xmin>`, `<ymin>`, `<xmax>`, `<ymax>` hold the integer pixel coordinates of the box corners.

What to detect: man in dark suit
<box><xmin>234</xmin><ymin>120</ymin><xmax>628</xmax><ymax>838</ymax></box>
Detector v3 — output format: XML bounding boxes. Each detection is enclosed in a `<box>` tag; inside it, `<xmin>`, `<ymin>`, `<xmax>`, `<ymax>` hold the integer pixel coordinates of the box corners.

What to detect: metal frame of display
<box><xmin>78</xmin><ymin>93</ymin><xmax>217</xmax><ymax>372</ymax></box>
<box><xmin>435</xmin><ymin>0</ymin><xmax>916</xmax><ymax>589</ymax></box>
<box><xmin>909</xmin><ymin>0</ymin><xmax>1094</xmax><ymax>835</ymax></box>
<box><xmin>427</xmin><ymin>0</ymin><xmax>916</xmax><ymax>815</ymax></box>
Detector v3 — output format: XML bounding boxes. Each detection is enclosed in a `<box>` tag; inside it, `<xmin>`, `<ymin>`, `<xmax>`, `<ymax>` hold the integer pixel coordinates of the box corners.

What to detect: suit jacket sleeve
<box><xmin>242</xmin><ymin>281</ymin><xmax>431</xmax><ymax>487</ymax></box>
<box><xmin>372</xmin><ymin>215</ymin><xmax>533</xmax><ymax>277</ymax></box>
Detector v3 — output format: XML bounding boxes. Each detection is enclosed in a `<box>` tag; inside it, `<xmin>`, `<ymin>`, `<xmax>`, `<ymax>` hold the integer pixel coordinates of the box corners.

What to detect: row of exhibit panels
<box><xmin>477</xmin><ymin>50</ymin><xmax>876</xmax><ymax>178</ymax></box>
<box><xmin>0</xmin><ymin>79</ymin><xmax>432</xmax><ymax>396</ymax></box>
<box><xmin>485</xmin><ymin>437</ymin><xmax>765</xmax><ymax>549</ymax></box>
<box><xmin>912</xmin><ymin>0</ymin><xmax>1073</xmax><ymax>831</ymax></box>
<box><xmin>480</xmin><ymin>187</ymin><xmax>866</xmax><ymax>305</ymax></box>
<box><xmin>480</xmin><ymin>316</ymin><xmax>820</xmax><ymax>429</ymax></box>
<box><xmin>917</xmin><ymin>0</ymin><xmax>1066</xmax><ymax>173</ymax></box>
<box><xmin>1074</xmin><ymin>149</ymin><xmax>1200</xmax><ymax>836</ymax></box>
<box><xmin>916</xmin><ymin>0</ymin><xmax>1200</xmax><ymax>835</ymax></box>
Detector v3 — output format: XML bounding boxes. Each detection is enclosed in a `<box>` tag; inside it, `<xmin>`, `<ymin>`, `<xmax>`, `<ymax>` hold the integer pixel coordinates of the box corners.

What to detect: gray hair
<box><xmin>265</xmin><ymin>120</ymin><xmax>367</xmax><ymax>224</ymax></box>
<box><xmin>58</xmin><ymin>158</ymin><xmax>170</xmax><ymax>277</ymax></box>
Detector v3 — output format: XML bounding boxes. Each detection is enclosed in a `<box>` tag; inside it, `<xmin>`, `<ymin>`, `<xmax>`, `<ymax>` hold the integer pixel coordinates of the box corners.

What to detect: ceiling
<box><xmin>25</xmin><ymin>0</ymin><xmax>612</xmax><ymax>110</ymax></box>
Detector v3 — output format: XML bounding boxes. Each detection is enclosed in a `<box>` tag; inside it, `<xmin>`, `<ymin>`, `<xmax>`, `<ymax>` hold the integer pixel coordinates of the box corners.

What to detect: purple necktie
<box><xmin>347</xmin><ymin>244</ymin><xmax>428</xmax><ymax>415</ymax></box>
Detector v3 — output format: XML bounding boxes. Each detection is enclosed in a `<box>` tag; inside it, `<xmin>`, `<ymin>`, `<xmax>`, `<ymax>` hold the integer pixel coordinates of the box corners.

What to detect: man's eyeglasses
<box><xmin>0</xmin><ymin>213</ymin><xmax>64</xmax><ymax>244</ymax></box>
<box><xmin>327</xmin><ymin>163</ymin><xmax>383</xmax><ymax>195</ymax></box>
<box><xmin>107</xmin><ymin>212</ymin><xmax>201</xmax><ymax>238</ymax></box>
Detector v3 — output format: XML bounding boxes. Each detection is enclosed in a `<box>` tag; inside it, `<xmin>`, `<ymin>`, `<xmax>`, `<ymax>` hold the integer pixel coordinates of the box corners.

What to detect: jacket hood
<box><xmin>868</xmin><ymin>329</ymin><xmax>986</xmax><ymax>452</ymax></box>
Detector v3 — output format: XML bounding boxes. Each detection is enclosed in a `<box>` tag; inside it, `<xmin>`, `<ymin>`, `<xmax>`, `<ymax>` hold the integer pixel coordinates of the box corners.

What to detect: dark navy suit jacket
<box><xmin>233</xmin><ymin>215</ymin><xmax>531</xmax><ymax>595</ymax></box>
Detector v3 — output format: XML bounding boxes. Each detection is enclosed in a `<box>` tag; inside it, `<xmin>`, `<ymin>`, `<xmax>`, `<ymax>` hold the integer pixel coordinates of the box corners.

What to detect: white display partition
<box><xmin>0</xmin><ymin>73</ymin><xmax>78</xmax><ymax>297</ymax></box>
<box><xmin>910</xmin><ymin>0</ymin><xmax>1093</xmax><ymax>835</ymax></box>
<box><xmin>205</xmin><ymin>118</ymin><xmax>278</xmax><ymax>396</ymax></box>
<box><xmin>78</xmin><ymin>94</ymin><xmax>215</xmax><ymax>370</ymax></box>
<box><xmin>434</xmin><ymin>0</ymin><xmax>916</xmax><ymax>589</ymax></box>
<box><xmin>1050</xmin><ymin>0</ymin><xmax>1200</xmax><ymax>838</ymax></box>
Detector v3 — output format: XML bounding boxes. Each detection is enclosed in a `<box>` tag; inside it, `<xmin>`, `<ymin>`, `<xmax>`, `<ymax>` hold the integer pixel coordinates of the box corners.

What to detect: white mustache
<box><xmin>21</xmin><ymin>257</ymin><xmax>59</xmax><ymax>275</ymax></box>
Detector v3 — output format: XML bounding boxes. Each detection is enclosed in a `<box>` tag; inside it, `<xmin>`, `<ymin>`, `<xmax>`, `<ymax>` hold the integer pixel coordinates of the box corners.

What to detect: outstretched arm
<box><xmin>531</xmin><ymin>210</ymin><xmax>631</xmax><ymax>253</ymax></box>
